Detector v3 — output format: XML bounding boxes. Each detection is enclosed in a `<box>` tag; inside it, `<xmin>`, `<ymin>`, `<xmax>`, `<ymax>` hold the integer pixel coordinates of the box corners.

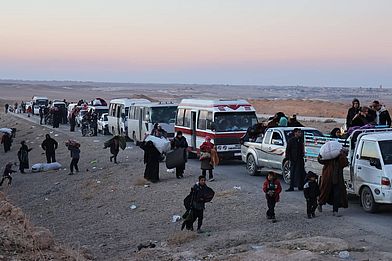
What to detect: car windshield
<box><xmin>103</xmin><ymin>115</ymin><xmax>108</xmax><ymax>121</ymax></box>
<box><xmin>151</xmin><ymin>106</ymin><xmax>177</xmax><ymax>124</ymax></box>
<box><xmin>36</xmin><ymin>100</ymin><xmax>47</xmax><ymax>106</ymax></box>
<box><xmin>378</xmin><ymin>140</ymin><xmax>392</xmax><ymax>165</ymax></box>
<box><xmin>284</xmin><ymin>129</ymin><xmax>324</xmax><ymax>140</ymax></box>
<box><xmin>214</xmin><ymin>112</ymin><xmax>258</xmax><ymax>132</ymax></box>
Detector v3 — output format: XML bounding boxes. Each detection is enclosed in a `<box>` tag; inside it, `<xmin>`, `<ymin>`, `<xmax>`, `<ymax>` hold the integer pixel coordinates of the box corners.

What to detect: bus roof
<box><xmin>131</xmin><ymin>102</ymin><xmax>178</xmax><ymax>108</ymax></box>
<box><xmin>32</xmin><ymin>96</ymin><xmax>48</xmax><ymax>100</ymax></box>
<box><xmin>109</xmin><ymin>98</ymin><xmax>151</xmax><ymax>107</ymax></box>
<box><xmin>178</xmin><ymin>99</ymin><xmax>255</xmax><ymax>112</ymax></box>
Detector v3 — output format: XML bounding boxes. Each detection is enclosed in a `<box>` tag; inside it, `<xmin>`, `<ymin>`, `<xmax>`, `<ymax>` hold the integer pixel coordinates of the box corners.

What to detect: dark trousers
<box><xmin>306</xmin><ymin>197</ymin><xmax>318</xmax><ymax>216</ymax></box>
<box><xmin>266</xmin><ymin>195</ymin><xmax>276</xmax><ymax>218</ymax></box>
<box><xmin>190</xmin><ymin>208</ymin><xmax>204</xmax><ymax>230</ymax></box>
<box><xmin>202</xmin><ymin>169</ymin><xmax>213</xmax><ymax>179</ymax></box>
<box><xmin>40</xmin><ymin>115</ymin><xmax>43</xmax><ymax>125</ymax></box>
<box><xmin>332</xmin><ymin>184</ymin><xmax>341</xmax><ymax>212</ymax></box>
<box><xmin>70</xmin><ymin>123</ymin><xmax>76</xmax><ymax>132</ymax></box>
<box><xmin>46</xmin><ymin>152</ymin><xmax>56</xmax><ymax>163</ymax></box>
<box><xmin>70</xmin><ymin>158</ymin><xmax>79</xmax><ymax>173</ymax></box>
<box><xmin>176</xmin><ymin>164</ymin><xmax>185</xmax><ymax>178</ymax></box>
<box><xmin>110</xmin><ymin>153</ymin><xmax>118</xmax><ymax>163</ymax></box>
<box><xmin>0</xmin><ymin>175</ymin><xmax>12</xmax><ymax>186</ymax></box>
<box><xmin>289</xmin><ymin>162</ymin><xmax>304</xmax><ymax>190</ymax></box>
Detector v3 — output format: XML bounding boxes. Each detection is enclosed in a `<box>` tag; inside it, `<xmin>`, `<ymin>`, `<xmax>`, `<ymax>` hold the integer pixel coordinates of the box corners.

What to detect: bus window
<box><xmin>129</xmin><ymin>107</ymin><xmax>135</xmax><ymax>119</ymax></box>
<box><xmin>198</xmin><ymin>110</ymin><xmax>207</xmax><ymax>130</ymax></box>
<box><xmin>184</xmin><ymin>110</ymin><xmax>191</xmax><ymax>127</ymax></box>
<box><xmin>135</xmin><ymin>107</ymin><xmax>141</xmax><ymax>120</ymax></box>
<box><xmin>151</xmin><ymin>106</ymin><xmax>177</xmax><ymax>124</ymax></box>
<box><xmin>176</xmin><ymin>109</ymin><xmax>185</xmax><ymax>126</ymax></box>
<box><xmin>214</xmin><ymin>112</ymin><xmax>257</xmax><ymax>132</ymax></box>
<box><xmin>206</xmin><ymin>112</ymin><xmax>213</xmax><ymax>130</ymax></box>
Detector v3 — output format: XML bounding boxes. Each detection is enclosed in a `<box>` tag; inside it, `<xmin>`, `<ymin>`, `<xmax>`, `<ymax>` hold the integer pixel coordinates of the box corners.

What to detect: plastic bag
<box><xmin>319</xmin><ymin>141</ymin><xmax>343</xmax><ymax>160</ymax></box>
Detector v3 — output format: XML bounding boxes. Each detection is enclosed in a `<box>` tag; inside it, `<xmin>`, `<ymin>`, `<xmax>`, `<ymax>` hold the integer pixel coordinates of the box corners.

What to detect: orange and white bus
<box><xmin>175</xmin><ymin>99</ymin><xmax>258</xmax><ymax>159</ymax></box>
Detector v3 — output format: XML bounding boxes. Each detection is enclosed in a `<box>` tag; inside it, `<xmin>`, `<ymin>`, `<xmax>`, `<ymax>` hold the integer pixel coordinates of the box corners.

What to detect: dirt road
<box><xmin>1</xmin><ymin>111</ymin><xmax>392</xmax><ymax>260</ymax></box>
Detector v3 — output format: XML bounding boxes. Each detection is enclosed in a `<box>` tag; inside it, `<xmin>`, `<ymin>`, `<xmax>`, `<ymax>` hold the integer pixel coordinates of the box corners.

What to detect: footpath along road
<box><xmin>5</xmin><ymin>111</ymin><xmax>392</xmax><ymax>260</ymax></box>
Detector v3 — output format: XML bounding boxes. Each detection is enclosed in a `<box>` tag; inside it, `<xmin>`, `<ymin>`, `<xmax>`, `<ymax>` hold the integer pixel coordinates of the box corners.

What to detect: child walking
<box><xmin>262</xmin><ymin>172</ymin><xmax>282</xmax><ymax>220</ymax></box>
<box><xmin>1</xmin><ymin>162</ymin><xmax>16</xmax><ymax>186</ymax></box>
<box><xmin>304</xmin><ymin>171</ymin><xmax>320</xmax><ymax>218</ymax></box>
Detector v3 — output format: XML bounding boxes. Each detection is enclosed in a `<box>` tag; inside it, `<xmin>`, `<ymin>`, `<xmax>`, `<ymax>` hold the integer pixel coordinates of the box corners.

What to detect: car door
<box><xmin>354</xmin><ymin>140</ymin><xmax>383</xmax><ymax>191</ymax></box>
<box><xmin>268</xmin><ymin>130</ymin><xmax>286</xmax><ymax>169</ymax></box>
<box><xmin>259</xmin><ymin>129</ymin><xmax>273</xmax><ymax>168</ymax></box>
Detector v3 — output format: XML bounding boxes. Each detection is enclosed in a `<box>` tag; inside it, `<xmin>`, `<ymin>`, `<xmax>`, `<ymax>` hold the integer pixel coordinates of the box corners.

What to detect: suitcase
<box><xmin>166</xmin><ymin>148</ymin><xmax>186</xmax><ymax>169</ymax></box>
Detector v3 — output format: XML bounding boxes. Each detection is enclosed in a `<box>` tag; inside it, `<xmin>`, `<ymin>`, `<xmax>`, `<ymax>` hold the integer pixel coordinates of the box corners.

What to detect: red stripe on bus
<box><xmin>175</xmin><ymin>127</ymin><xmax>244</xmax><ymax>139</ymax></box>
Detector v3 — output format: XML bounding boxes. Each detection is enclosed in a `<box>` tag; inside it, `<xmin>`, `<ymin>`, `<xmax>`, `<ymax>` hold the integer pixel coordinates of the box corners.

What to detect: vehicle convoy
<box><xmin>175</xmin><ymin>99</ymin><xmax>258</xmax><ymax>159</ymax></box>
<box><xmin>305</xmin><ymin>128</ymin><xmax>392</xmax><ymax>213</ymax></box>
<box><xmin>128</xmin><ymin>102</ymin><xmax>177</xmax><ymax>142</ymax></box>
<box><xmin>107</xmin><ymin>98</ymin><xmax>150</xmax><ymax>136</ymax></box>
<box><xmin>241</xmin><ymin>127</ymin><xmax>323</xmax><ymax>182</ymax></box>
<box><xmin>32</xmin><ymin>96</ymin><xmax>49</xmax><ymax>115</ymax></box>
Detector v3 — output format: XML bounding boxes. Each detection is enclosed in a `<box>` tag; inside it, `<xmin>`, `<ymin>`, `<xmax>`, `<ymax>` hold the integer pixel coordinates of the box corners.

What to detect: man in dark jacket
<box><xmin>346</xmin><ymin>98</ymin><xmax>360</xmax><ymax>128</ymax></box>
<box><xmin>39</xmin><ymin>106</ymin><xmax>44</xmax><ymax>125</ymax></box>
<box><xmin>171</xmin><ymin>131</ymin><xmax>188</xmax><ymax>179</ymax></box>
<box><xmin>41</xmin><ymin>134</ymin><xmax>58</xmax><ymax>163</ymax></box>
<box><xmin>285</xmin><ymin>128</ymin><xmax>305</xmax><ymax>191</ymax></box>
<box><xmin>182</xmin><ymin>176</ymin><xmax>214</xmax><ymax>233</ymax></box>
<box><xmin>372</xmin><ymin>100</ymin><xmax>391</xmax><ymax>127</ymax></box>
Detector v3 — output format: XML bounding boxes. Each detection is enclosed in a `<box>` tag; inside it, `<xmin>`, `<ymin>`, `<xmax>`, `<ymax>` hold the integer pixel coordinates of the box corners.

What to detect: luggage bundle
<box><xmin>32</xmin><ymin>162</ymin><xmax>62</xmax><ymax>172</ymax></box>
<box><xmin>144</xmin><ymin>135</ymin><xmax>170</xmax><ymax>154</ymax></box>
<box><xmin>319</xmin><ymin>141</ymin><xmax>343</xmax><ymax>160</ymax></box>
<box><xmin>166</xmin><ymin>148</ymin><xmax>187</xmax><ymax>169</ymax></box>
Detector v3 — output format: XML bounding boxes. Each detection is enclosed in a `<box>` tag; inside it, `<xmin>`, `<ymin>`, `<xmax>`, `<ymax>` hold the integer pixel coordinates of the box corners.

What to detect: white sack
<box><xmin>0</xmin><ymin>128</ymin><xmax>12</xmax><ymax>135</ymax></box>
<box><xmin>319</xmin><ymin>141</ymin><xmax>343</xmax><ymax>160</ymax></box>
<box><xmin>32</xmin><ymin>162</ymin><xmax>62</xmax><ymax>172</ymax></box>
<box><xmin>144</xmin><ymin>135</ymin><xmax>171</xmax><ymax>154</ymax></box>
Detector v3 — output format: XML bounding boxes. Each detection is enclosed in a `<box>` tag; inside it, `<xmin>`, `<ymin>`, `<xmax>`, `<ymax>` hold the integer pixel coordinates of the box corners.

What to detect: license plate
<box><xmin>234</xmin><ymin>153</ymin><xmax>242</xmax><ymax>156</ymax></box>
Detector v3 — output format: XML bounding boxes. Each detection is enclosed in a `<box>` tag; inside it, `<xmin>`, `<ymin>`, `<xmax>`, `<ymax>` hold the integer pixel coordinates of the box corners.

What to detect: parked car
<box><xmin>241</xmin><ymin>127</ymin><xmax>323</xmax><ymax>183</ymax></box>
<box><xmin>305</xmin><ymin>128</ymin><xmax>392</xmax><ymax>213</ymax></box>
<box><xmin>98</xmin><ymin>113</ymin><xmax>109</xmax><ymax>135</ymax></box>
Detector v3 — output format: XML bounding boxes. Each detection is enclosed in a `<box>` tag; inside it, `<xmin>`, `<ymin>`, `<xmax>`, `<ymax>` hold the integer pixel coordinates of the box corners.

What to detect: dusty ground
<box><xmin>1</xmin><ymin>100</ymin><xmax>392</xmax><ymax>260</ymax></box>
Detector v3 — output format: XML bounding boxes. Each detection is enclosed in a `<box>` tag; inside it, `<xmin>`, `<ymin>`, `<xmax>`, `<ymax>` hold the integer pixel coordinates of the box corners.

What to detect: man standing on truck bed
<box><xmin>285</xmin><ymin>128</ymin><xmax>305</xmax><ymax>191</ymax></box>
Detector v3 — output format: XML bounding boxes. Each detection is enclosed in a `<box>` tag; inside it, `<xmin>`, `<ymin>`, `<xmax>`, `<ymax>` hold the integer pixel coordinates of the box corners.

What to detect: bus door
<box><xmin>138</xmin><ymin>107</ymin><xmax>143</xmax><ymax>140</ymax></box>
<box><xmin>191</xmin><ymin>111</ymin><xmax>197</xmax><ymax>149</ymax></box>
<box><xmin>116</xmin><ymin>105</ymin><xmax>122</xmax><ymax>134</ymax></box>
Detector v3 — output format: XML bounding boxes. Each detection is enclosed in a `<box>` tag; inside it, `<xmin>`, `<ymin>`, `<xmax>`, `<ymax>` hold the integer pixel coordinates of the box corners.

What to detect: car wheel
<box><xmin>246</xmin><ymin>154</ymin><xmax>258</xmax><ymax>176</ymax></box>
<box><xmin>282</xmin><ymin>160</ymin><xmax>291</xmax><ymax>185</ymax></box>
<box><xmin>361</xmin><ymin>186</ymin><xmax>378</xmax><ymax>213</ymax></box>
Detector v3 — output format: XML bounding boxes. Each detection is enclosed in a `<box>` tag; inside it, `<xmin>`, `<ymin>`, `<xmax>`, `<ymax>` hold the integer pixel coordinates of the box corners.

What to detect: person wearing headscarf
<box><xmin>140</xmin><ymin>140</ymin><xmax>161</xmax><ymax>182</ymax></box>
<box><xmin>346</xmin><ymin>98</ymin><xmax>360</xmax><ymax>128</ymax></box>
<box><xmin>18</xmin><ymin>141</ymin><xmax>32</xmax><ymax>173</ymax></box>
<box><xmin>1</xmin><ymin>133</ymin><xmax>12</xmax><ymax>153</ymax></box>
<box><xmin>200</xmin><ymin>136</ymin><xmax>215</xmax><ymax>181</ymax></box>
<box><xmin>171</xmin><ymin>131</ymin><xmax>188</xmax><ymax>179</ymax></box>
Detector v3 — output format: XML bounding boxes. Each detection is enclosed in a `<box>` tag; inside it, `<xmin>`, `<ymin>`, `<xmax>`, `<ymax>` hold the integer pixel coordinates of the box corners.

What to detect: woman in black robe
<box><xmin>140</xmin><ymin>141</ymin><xmax>161</xmax><ymax>182</ymax></box>
<box><xmin>18</xmin><ymin>141</ymin><xmax>32</xmax><ymax>173</ymax></box>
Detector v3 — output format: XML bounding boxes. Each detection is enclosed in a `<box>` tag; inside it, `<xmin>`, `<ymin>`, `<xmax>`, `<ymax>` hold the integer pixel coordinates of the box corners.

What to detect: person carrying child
<box><xmin>0</xmin><ymin>162</ymin><xmax>16</xmax><ymax>186</ymax></box>
<box><xmin>304</xmin><ymin>171</ymin><xmax>320</xmax><ymax>219</ymax></box>
<box><xmin>262</xmin><ymin>172</ymin><xmax>282</xmax><ymax>220</ymax></box>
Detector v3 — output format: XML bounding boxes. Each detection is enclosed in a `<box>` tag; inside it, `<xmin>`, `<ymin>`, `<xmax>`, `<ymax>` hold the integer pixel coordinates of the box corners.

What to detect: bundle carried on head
<box><xmin>65</xmin><ymin>139</ymin><xmax>80</xmax><ymax>148</ymax></box>
<box><xmin>319</xmin><ymin>141</ymin><xmax>343</xmax><ymax>160</ymax></box>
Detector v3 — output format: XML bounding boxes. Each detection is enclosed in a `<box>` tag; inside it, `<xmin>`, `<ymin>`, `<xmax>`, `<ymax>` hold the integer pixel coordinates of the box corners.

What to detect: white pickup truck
<box><xmin>305</xmin><ymin>128</ymin><xmax>392</xmax><ymax>213</ymax></box>
<box><xmin>241</xmin><ymin>127</ymin><xmax>324</xmax><ymax>183</ymax></box>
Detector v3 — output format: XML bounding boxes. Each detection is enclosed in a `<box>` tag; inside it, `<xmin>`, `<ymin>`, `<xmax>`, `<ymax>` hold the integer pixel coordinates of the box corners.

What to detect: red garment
<box><xmin>262</xmin><ymin>178</ymin><xmax>282</xmax><ymax>202</ymax></box>
<box><xmin>200</xmin><ymin>141</ymin><xmax>214</xmax><ymax>152</ymax></box>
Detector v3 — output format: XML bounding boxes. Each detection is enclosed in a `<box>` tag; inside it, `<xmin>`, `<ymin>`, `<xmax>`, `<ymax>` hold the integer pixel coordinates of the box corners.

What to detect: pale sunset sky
<box><xmin>1</xmin><ymin>0</ymin><xmax>391</xmax><ymax>86</ymax></box>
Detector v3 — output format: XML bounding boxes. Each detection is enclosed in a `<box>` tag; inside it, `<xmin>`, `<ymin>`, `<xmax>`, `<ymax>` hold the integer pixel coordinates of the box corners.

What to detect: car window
<box><xmin>379</xmin><ymin>140</ymin><xmax>392</xmax><ymax>165</ymax></box>
<box><xmin>264</xmin><ymin>131</ymin><xmax>272</xmax><ymax>144</ymax></box>
<box><xmin>360</xmin><ymin>141</ymin><xmax>380</xmax><ymax>160</ymax></box>
<box><xmin>272</xmin><ymin>132</ymin><xmax>283</xmax><ymax>141</ymax></box>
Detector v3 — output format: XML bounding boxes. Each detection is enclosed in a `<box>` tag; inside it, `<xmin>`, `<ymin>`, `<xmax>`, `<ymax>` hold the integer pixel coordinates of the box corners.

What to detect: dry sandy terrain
<box><xmin>1</xmin><ymin>98</ymin><xmax>392</xmax><ymax>260</ymax></box>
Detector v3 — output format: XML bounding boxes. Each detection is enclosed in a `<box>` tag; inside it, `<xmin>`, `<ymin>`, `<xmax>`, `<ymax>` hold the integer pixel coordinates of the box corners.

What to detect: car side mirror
<box><xmin>369</xmin><ymin>158</ymin><xmax>382</xmax><ymax>170</ymax></box>
<box><xmin>272</xmin><ymin>139</ymin><xmax>283</xmax><ymax>146</ymax></box>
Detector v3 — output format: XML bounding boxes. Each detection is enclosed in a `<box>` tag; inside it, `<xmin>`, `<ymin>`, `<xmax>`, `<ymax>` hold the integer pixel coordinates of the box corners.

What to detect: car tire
<box><xmin>282</xmin><ymin>160</ymin><xmax>291</xmax><ymax>185</ymax></box>
<box><xmin>246</xmin><ymin>154</ymin><xmax>258</xmax><ymax>176</ymax></box>
<box><xmin>360</xmin><ymin>186</ymin><xmax>378</xmax><ymax>213</ymax></box>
